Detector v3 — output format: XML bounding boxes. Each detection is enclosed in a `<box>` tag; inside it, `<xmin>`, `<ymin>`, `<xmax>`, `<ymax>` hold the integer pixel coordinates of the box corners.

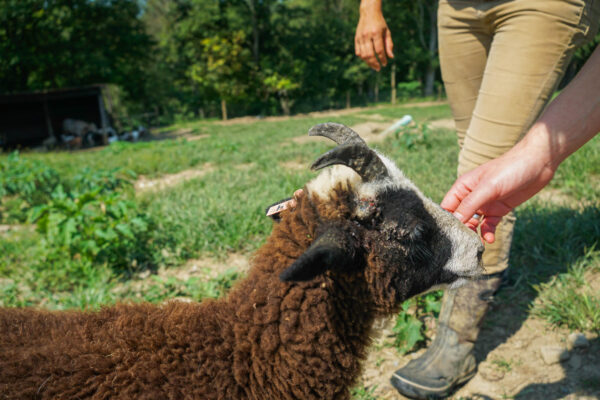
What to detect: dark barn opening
<box><xmin>0</xmin><ymin>85</ymin><xmax>111</xmax><ymax>148</ymax></box>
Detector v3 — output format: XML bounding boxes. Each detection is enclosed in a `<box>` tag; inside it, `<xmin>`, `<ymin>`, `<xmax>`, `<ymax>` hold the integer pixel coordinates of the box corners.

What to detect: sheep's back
<box><xmin>0</xmin><ymin>301</ymin><xmax>238</xmax><ymax>399</ymax></box>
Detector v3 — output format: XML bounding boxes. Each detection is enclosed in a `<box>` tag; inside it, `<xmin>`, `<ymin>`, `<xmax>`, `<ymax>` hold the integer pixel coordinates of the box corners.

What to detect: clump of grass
<box><xmin>350</xmin><ymin>385</ymin><xmax>379</xmax><ymax>400</ymax></box>
<box><xmin>532</xmin><ymin>247</ymin><xmax>600</xmax><ymax>332</ymax></box>
<box><xmin>124</xmin><ymin>270</ymin><xmax>242</xmax><ymax>304</ymax></box>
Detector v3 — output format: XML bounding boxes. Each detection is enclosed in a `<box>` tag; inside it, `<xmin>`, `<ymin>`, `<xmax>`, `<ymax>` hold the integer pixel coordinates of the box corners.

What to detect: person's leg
<box><xmin>392</xmin><ymin>0</ymin><xmax>599</xmax><ymax>398</ymax></box>
<box><xmin>436</xmin><ymin>0</ymin><xmax>492</xmax><ymax>147</ymax></box>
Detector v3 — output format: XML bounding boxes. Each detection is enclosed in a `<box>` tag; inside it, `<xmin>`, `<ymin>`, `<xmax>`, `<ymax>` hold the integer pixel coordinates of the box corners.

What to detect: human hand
<box><xmin>355</xmin><ymin>1</ymin><xmax>393</xmax><ymax>71</ymax></box>
<box><xmin>441</xmin><ymin>143</ymin><xmax>557</xmax><ymax>243</ymax></box>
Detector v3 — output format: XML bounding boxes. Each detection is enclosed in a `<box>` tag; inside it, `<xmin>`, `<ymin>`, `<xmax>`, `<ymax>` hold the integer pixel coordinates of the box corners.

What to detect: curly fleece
<box><xmin>0</xmin><ymin>186</ymin><xmax>416</xmax><ymax>400</ymax></box>
<box><xmin>0</xmin><ymin>189</ymin><xmax>384</xmax><ymax>400</ymax></box>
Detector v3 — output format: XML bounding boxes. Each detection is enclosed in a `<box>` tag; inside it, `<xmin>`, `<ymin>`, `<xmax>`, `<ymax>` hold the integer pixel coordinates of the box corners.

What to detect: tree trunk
<box><xmin>423</xmin><ymin>2</ymin><xmax>438</xmax><ymax>97</ymax></box>
<box><xmin>374</xmin><ymin>72</ymin><xmax>380</xmax><ymax>103</ymax></box>
<box><xmin>391</xmin><ymin>63</ymin><xmax>397</xmax><ymax>105</ymax></box>
<box><xmin>346</xmin><ymin>90</ymin><xmax>351</xmax><ymax>108</ymax></box>
<box><xmin>244</xmin><ymin>0</ymin><xmax>260</xmax><ymax>66</ymax></box>
<box><xmin>221</xmin><ymin>99</ymin><xmax>228</xmax><ymax>121</ymax></box>
<box><xmin>280</xmin><ymin>95</ymin><xmax>291</xmax><ymax>116</ymax></box>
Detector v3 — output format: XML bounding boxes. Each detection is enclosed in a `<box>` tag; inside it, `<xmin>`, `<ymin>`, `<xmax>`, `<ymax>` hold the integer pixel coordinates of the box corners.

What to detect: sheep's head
<box><xmin>280</xmin><ymin>123</ymin><xmax>484</xmax><ymax>312</ymax></box>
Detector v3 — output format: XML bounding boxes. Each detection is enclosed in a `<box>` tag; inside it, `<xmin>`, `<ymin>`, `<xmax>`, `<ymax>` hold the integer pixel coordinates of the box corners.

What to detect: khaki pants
<box><xmin>438</xmin><ymin>0</ymin><xmax>600</xmax><ymax>274</ymax></box>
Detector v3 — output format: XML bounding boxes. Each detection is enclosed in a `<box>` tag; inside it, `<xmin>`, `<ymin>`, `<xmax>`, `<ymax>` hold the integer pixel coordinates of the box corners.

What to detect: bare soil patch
<box><xmin>217</xmin><ymin>101</ymin><xmax>447</xmax><ymax>126</ymax></box>
<box><xmin>357</xmin><ymin>271</ymin><xmax>600</xmax><ymax>399</ymax></box>
<box><xmin>290</xmin><ymin>121</ymin><xmax>394</xmax><ymax>146</ymax></box>
<box><xmin>429</xmin><ymin>118</ymin><xmax>456</xmax><ymax>130</ymax></box>
<box><xmin>279</xmin><ymin>160</ymin><xmax>306</xmax><ymax>171</ymax></box>
<box><xmin>135</xmin><ymin>163</ymin><xmax>214</xmax><ymax>193</ymax></box>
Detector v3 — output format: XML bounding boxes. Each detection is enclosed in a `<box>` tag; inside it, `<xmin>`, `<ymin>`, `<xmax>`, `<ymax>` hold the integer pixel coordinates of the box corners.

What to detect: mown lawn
<box><xmin>1</xmin><ymin>101</ymin><xmax>599</xmax><ymax>337</ymax></box>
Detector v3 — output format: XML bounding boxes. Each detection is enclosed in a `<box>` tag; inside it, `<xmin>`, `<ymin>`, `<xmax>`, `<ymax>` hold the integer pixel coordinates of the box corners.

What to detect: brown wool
<box><xmin>0</xmin><ymin>189</ymin><xmax>375</xmax><ymax>400</ymax></box>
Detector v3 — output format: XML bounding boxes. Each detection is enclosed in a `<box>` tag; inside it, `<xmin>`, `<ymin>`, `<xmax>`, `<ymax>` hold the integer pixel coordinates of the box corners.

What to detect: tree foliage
<box><xmin>0</xmin><ymin>0</ymin><xmax>151</xmax><ymax>99</ymax></box>
<box><xmin>1</xmin><ymin>0</ymin><xmax>598</xmax><ymax>120</ymax></box>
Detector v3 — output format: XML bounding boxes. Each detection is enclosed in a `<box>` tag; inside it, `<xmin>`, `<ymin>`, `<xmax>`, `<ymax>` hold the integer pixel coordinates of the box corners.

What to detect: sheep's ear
<box><xmin>279</xmin><ymin>225</ymin><xmax>356</xmax><ymax>282</ymax></box>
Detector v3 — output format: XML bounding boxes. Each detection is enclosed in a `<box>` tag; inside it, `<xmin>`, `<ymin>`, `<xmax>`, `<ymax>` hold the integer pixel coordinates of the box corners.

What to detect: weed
<box><xmin>392</xmin><ymin>290</ymin><xmax>442</xmax><ymax>354</ymax></box>
<box><xmin>350</xmin><ymin>385</ymin><xmax>379</xmax><ymax>400</ymax></box>
<box><xmin>0</xmin><ymin>151</ymin><xmax>60</xmax><ymax>222</ymax></box>
<box><xmin>29</xmin><ymin>184</ymin><xmax>153</xmax><ymax>271</ymax></box>
<box><xmin>393</xmin><ymin>123</ymin><xmax>432</xmax><ymax>150</ymax></box>
<box><xmin>491</xmin><ymin>357</ymin><xmax>513</xmax><ymax>373</ymax></box>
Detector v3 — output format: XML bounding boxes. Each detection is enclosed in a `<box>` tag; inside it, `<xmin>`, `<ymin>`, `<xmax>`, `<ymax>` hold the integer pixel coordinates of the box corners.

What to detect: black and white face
<box><xmin>304</xmin><ymin>147</ymin><xmax>484</xmax><ymax>299</ymax></box>
<box><xmin>280</xmin><ymin>123</ymin><xmax>483</xmax><ymax>309</ymax></box>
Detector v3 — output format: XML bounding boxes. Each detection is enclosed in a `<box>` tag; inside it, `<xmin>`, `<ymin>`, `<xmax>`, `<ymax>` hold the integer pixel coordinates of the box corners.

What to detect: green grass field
<box><xmin>1</xmin><ymin>101</ymin><xmax>599</xmax><ymax>336</ymax></box>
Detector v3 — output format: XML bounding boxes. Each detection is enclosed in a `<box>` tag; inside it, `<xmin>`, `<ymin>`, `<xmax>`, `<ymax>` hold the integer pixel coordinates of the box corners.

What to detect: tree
<box><xmin>0</xmin><ymin>0</ymin><xmax>151</xmax><ymax>99</ymax></box>
<box><xmin>189</xmin><ymin>31</ymin><xmax>252</xmax><ymax>120</ymax></box>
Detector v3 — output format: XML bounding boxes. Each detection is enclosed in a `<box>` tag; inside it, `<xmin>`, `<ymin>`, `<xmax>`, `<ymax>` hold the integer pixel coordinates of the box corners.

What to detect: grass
<box><xmin>1</xmin><ymin>100</ymin><xmax>599</xmax><ymax>340</ymax></box>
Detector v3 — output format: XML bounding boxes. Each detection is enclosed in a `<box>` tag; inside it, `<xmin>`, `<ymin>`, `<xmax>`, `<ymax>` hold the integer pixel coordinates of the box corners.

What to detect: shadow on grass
<box><xmin>473</xmin><ymin>204</ymin><xmax>600</xmax><ymax>396</ymax></box>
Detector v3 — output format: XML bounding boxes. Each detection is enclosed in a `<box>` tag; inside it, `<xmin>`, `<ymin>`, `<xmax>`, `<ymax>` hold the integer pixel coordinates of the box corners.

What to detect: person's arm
<box><xmin>441</xmin><ymin>45</ymin><xmax>600</xmax><ymax>243</ymax></box>
<box><xmin>355</xmin><ymin>0</ymin><xmax>394</xmax><ymax>71</ymax></box>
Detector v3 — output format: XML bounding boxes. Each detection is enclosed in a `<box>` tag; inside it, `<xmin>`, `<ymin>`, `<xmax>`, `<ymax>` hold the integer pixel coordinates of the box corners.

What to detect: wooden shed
<box><xmin>0</xmin><ymin>85</ymin><xmax>112</xmax><ymax>148</ymax></box>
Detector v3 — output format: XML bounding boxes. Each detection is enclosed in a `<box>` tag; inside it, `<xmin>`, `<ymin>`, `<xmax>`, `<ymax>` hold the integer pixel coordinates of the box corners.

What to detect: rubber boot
<box><xmin>390</xmin><ymin>276</ymin><xmax>502</xmax><ymax>399</ymax></box>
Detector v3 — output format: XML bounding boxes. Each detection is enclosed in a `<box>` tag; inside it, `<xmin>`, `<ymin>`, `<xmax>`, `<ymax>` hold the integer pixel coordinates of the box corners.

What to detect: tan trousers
<box><xmin>438</xmin><ymin>0</ymin><xmax>600</xmax><ymax>274</ymax></box>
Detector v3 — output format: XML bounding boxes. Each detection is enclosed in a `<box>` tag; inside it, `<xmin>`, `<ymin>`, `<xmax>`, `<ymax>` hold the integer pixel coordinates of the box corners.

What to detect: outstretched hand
<box><xmin>441</xmin><ymin>143</ymin><xmax>557</xmax><ymax>243</ymax></box>
<box><xmin>355</xmin><ymin>4</ymin><xmax>394</xmax><ymax>71</ymax></box>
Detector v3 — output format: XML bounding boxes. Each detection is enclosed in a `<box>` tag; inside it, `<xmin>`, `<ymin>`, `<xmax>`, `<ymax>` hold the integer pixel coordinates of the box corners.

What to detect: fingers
<box><xmin>441</xmin><ymin>179</ymin><xmax>476</xmax><ymax>219</ymax></box>
<box><xmin>480</xmin><ymin>216</ymin><xmax>502</xmax><ymax>244</ymax></box>
<box><xmin>385</xmin><ymin>29</ymin><xmax>394</xmax><ymax>59</ymax></box>
<box><xmin>355</xmin><ymin>25</ymin><xmax>392</xmax><ymax>71</ymax></box>
<box><xmin>372</xmin><ymin>35</ymin><xmax>387</xmax><ymax>67</ymax></box>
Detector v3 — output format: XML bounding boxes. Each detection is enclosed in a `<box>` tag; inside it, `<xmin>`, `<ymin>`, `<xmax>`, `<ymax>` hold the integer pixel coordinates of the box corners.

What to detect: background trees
<box><xmin>1</xmin><ymin>0</ymin><xmax>598</xmax><ymax>121</ymax></box>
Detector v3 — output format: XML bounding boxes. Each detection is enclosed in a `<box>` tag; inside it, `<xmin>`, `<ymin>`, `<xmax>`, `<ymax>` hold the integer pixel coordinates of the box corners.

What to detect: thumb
<box><xmin>452</xmin><ymin>189</ymin><xmax>493</xmax><ymax>223</ymax></box>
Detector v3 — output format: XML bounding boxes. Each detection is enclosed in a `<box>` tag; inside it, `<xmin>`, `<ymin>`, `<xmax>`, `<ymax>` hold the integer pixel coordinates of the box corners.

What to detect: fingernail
<box><xmin>454</xmin><ymin>211</ymin><xmax>465</xmax><ymax>222</ymax></box>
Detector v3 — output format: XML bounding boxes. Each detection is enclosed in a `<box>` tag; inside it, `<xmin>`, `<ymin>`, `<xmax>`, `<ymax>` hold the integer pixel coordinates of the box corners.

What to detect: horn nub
<box><xmin>308</xmin><ymin>123</ymin><xmax>366</xmax><ymax>146</ymax></box>
<box><xmin>311</xmin><ymin>143</ymin><xmax>389</xmax><ymax>182</ymax></box>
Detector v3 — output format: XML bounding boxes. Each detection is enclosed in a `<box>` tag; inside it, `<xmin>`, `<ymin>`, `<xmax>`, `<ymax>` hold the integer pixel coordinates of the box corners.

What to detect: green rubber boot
<box><xmin>390</xmin><ymin>276</ymin><xmax>502</xmax><ymax>399</ymax></box>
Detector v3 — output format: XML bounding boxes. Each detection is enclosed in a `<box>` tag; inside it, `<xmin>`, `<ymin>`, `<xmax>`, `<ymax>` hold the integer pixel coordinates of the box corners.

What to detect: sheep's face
<box><xmin>280</xmin><ymin>123</ymin><xmax>484</xmax><ymax>311</ymax></box>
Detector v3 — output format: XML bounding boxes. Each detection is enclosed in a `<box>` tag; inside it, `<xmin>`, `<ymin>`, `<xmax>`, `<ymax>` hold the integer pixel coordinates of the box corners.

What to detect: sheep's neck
<box><xmin>228</xmin><ymin>194</ymin><xmax>374</xmax><ymax>399</ymax></box>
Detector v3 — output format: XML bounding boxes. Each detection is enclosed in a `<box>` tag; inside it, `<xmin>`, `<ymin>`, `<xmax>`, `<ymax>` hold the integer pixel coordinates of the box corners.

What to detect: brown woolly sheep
<box><xmin>0</xmin><ymin>123</ymin><xmax>484</xmax><ymax>400</ymax></box>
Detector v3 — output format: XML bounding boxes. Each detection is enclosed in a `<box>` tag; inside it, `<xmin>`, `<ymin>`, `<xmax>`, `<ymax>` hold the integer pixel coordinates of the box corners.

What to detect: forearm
<box><xmin>526</xmin><ymin>45</ymin><xmax>600</xmax><ymax>170</ymax></box>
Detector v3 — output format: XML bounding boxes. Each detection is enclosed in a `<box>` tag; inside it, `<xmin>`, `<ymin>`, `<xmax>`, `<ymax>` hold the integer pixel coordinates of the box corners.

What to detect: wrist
<box><xmin>359</xmin><ymin>0</ymin><xmax>382</xmax><ymax>14</ymax></box>
<box><xmin>518</xmin><ymin>122</ymin><xmax>562</xmax><ymax>172</ymax></box>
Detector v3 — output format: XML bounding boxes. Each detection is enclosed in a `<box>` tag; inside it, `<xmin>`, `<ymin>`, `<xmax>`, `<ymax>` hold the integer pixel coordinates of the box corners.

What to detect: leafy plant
<box><xmin>393</xmin><ymin>290</ymin><xmax>442</xmax><ymax>354</ymax></box>
<box><xmin>29</xmin><ymin>184</ymin><xmax>152</xmax><ymax>270</ymax></box>
<box><xmin>0</xmin><ymin>151</ymin><xmax>60</xmax><ymax>222</ymax></box>
<box><xmin>393</xmin><ymin>123</ymin><xmax>432</xmax><ymax>150</ymax></box>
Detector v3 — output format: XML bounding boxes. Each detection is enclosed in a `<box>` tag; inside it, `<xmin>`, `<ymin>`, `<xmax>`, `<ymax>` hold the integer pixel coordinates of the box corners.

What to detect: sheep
<box><xmin>0</xmin><ymin>123</ymin><xmax>484</xmax><ymax>400</ymax></box>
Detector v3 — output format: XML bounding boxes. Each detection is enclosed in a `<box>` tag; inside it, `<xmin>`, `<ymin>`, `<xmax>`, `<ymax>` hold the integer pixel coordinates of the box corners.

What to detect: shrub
<box><xmin>0</xmin><ymin>152</ymin><xmax>60</xmax><ymax>222</ymax></box>
<box><xmin>29</xmin><ymin>184</ymin><xmax>152</xmax><ymax>271</ymax></box>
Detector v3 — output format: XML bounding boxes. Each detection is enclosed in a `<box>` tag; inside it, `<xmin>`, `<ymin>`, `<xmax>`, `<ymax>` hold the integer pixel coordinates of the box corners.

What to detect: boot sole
<box><xmin>390</xmin><ymin>368</ymin><xmax>477</xmax><ymax>399</ymax></box>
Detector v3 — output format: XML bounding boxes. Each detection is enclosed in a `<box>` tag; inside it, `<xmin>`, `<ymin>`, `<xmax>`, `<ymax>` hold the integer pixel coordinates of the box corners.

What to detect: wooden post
<box><xmin>221</xmin><ymin>99</ymin><xmax>228</xmax><ymax>121</ymax></box>
<box><xmin>391</xmin><ymin>64</ymin><xmax>397</xmax><ymax>105</ymax></box>
<box><xmin>374</xmin><ymin>71</ymin><xmax>380</xmax><ymax>103</ymax></box>
<box><xmin>98</xmin><ymin>90</ymin><xmax>109</xmax><ymax>145</ymax></box>
<box><xmin>43</xmin><ymin>98</ymin><xmax>56</xmax><ymax>140</ymax></box>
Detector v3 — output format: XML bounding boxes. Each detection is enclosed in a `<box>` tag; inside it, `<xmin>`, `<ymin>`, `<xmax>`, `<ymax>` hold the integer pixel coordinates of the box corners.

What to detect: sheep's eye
<box><xmin>409</xmin><ymin>223</ymin><xmax>426</xmax><ymax>242</ymax></box>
